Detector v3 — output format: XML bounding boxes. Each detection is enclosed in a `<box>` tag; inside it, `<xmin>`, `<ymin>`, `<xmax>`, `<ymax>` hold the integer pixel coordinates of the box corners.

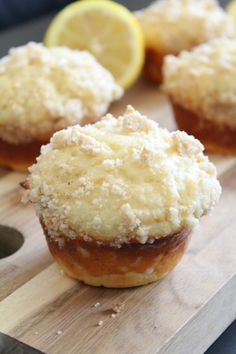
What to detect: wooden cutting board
<box><xmin>0</xmin><ymin>80</ymin><xmax>236</xmax><ymax>354</ymax></box>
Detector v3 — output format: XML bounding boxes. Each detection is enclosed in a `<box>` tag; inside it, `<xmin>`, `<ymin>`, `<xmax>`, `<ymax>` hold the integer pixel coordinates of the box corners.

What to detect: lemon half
<box><xmin>227</xmin><ymin>1</ymin><xmax>236</xmax><ymax>33</ymax></box>
<box><xmin>44</xmin><ymin>0</ymin><xmax>144</xmax><ymax>88</ymax></box>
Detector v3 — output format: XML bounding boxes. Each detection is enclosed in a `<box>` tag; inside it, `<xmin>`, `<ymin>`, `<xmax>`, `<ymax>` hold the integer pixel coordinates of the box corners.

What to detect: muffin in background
<box><xmin>0</xmin><ymin>42</ymin><xmax>123</xmax><ymax>171</ymax></box>
<box><xmin>136</xmin><ymin>0</ymin><xmax>234</xmax><ymax>83</ymax></box>
<box><xmin>23</xmin><ymin>106</ymin><xmax>221</xmax><ymax>288</ymax></box>
<box><xmin>163</xmin><ymin>38</ymin><xmax>236</xmax><ymax>154</ymax></box>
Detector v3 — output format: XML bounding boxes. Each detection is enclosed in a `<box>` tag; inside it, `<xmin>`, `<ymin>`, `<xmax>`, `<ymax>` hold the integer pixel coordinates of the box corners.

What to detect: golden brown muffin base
<box><xmin>0</xmin><ymin>137</ymin><xmax>48</xmax><ymax>171</ymax></box>
<box><xmin>143</xmin><ymin>48</ymin><xmax>165</xmax><ymax>83</ymax></box>
<box><xmin>0</xmin><ymin>117</ymin><xmax>98</xmax><ymax>172</ymax></box>
<box><xmin>171</xmin><ymin>101</ymin><xmax>236</xmax><ymax>154</ymax></box>
<box><xmin>43</xmin><ymin>225</ymin><xmax>190</xmax><ymax>288</ymax></box>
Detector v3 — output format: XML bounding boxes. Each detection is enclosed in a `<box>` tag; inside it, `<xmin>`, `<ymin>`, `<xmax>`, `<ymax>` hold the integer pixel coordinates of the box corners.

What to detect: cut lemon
<box><xmin>44</xmin><ymin>0</ymin><xmax>144</xmax><ymax>89</ymax></box>
<box><xmin>227</xmin><ymin>1</ymin><xmax>236</xmax><ymax>29</ymax></box>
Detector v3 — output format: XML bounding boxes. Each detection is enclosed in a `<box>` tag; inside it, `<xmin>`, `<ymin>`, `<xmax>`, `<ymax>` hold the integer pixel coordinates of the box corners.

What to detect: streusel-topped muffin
<box><xmin>23</xmin><ymin>106</ymin><xmax>221</xmax><ymax>287</ymax></box>
<box><xmin>163</xmin><ymin>38</ymin><xmax>236</xmax><ymax>154</ymax></box>
<box><xmin>136</xmin><ymin>0</ymin><xmax>234</xmax><ymax>82</ymax></box>
<box><xmin>0</xmin><ymin>42</ymin><xmax>122</xmax><ymax>170</ymax></box>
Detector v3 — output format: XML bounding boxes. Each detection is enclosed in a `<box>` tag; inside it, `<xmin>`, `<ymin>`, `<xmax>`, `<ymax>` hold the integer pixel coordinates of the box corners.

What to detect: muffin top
<box><xmin>0</xmin><ymin>42</ymin><xmax>122</xmax><ymax>144</ymax></box>
<box><xmin>136</xmin><ymin>0</ymin><xmax>234</xmax><ymax>54</ymax></box>
<box><xmin>24</xmin><ymin>106</ymin><xmax>221</xmax><ymax>246</ymax></box>
<box><xmin>163</xmin><ymin>38</ymin><xmax>236</xmax><ymax>126</ymax></box>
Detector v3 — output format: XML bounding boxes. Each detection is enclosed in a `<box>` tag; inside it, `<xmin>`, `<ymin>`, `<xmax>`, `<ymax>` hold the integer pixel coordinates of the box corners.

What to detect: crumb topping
<box><xmin>112</xmin><ymin>303</ymin><xmax>125</xmax><ymax>313</ymax></box>
<box><xmin>136</xmin><ymin>0</ymin><xmax>234</xmax><ymax>53</ymax></box>
<box><xmin>93</xmin><ymin>302</ymin><xmax>101</xmax><ymax>308</ymax></box>
<box><xmin>163</xmin><ymin>38</ymin><xmax>236</xmax><ymax>126</ymax></box>
<box><xmin>0</xmin><ymin>42</ymin><xmax>123</xmax><ymax>144</ymax></box>
<box><xmin>24</xmin><ymin>106</ymin><xmax>221</xmax><ymax>245</ymax></box>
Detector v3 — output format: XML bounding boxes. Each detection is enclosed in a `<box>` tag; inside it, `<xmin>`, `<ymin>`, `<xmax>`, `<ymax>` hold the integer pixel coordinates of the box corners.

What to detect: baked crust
<box><xmin>171</xmin><ymin>101</ymin><xmax>236</xmax><ymax>154</ymax></box>
<box><xmin>0</xmin><ymin>137</ymin><xmax>47</xmax><ymax>171</ymax></box>
<box><xmin>143</xmin><ymin>48</ymin><xmax>179</xmax><ymax>83</ymax></box>
<box><xmin>43</xmin><ymin>223</ymin><xmax>190</xmax><ymax>288</ymax></box>
<box><xmin>143</xmin><ymin>48</ymin><xmax>165</xmax><ymax>83</ymax></box>
<box><xmin>0</xmin><ymin>116</ymin><xmax>100</xmax><ymax>171</ymax></box>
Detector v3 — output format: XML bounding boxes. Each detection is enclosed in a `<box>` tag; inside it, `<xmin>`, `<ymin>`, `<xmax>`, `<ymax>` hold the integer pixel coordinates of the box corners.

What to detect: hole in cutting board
<box><xmin>0</xmin><ymin>225</ymin><xmax>24</xmax><ymax>259</ymax></box>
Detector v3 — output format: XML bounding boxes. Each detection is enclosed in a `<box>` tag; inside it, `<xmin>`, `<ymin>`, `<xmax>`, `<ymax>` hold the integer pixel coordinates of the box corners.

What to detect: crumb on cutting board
<box><xmin>112</xmin><ymin>302</ymin><xmax>125</xmax><ymax>313</ymax></box>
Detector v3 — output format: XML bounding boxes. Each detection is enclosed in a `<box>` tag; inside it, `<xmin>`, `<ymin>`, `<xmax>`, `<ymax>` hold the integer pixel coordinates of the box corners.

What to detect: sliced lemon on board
<box><xmin>44</xmin><ymin>0</ymin><xmax>144</xmax><ymax>89</ymax></box>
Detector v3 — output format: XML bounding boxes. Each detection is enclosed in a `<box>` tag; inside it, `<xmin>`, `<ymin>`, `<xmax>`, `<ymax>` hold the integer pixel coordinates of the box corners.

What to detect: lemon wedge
<box><xmin>44</xmin><ymin>0</ymin><xmax>144</xmax><ymax>89</ymax></box>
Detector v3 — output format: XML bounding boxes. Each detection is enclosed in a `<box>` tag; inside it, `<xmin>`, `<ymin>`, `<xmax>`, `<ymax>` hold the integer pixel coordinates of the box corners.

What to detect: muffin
<box><xmin>136</xmin><ymin>0</ymin><xmax>234</xmax><ymax>82</ymax></box>
<box><xmin>0</xmin><ymin>42</ymin><xmax>123</xmax><ymax>171</ymax></box>
<box><xmin>22</xmin><ymin>106</ymin><xmax>221</xmax><ymax>288</ymax></box>
<box><xmin>163</xmin><ymin>38</ymin><xmax>236</xmax><ymax>154</ymax></box>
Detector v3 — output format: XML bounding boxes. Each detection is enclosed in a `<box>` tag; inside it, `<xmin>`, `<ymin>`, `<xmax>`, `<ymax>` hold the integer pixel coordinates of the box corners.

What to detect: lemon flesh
<box><xmin>227</xmin><ymin>1</ymin><xmax>236</xmax><ymax>33</ymax></box>
<box><xmin>44</xmin><ymin>0</ymin><xmax>144</xmax><ymax>89</ymax></box>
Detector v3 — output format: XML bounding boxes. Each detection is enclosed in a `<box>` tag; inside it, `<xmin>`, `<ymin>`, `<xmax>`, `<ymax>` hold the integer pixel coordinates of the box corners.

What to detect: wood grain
<box><xmin>0</xmin><ymin>173</ymin><xmax>53</xmax><ymax>300</ymax></box>
<box><xmin>0</xmin><ymin>82</ymin><xmax>235</xmax><ymax>354</ymax></box>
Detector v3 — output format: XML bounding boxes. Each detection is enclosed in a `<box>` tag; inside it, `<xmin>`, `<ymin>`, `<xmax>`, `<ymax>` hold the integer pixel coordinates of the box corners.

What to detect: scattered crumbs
<box><xmin>93</xmin><ymin>302</ymin><xmax>101</xmax><ymax>308</ymax></box>
<box><xmin>57</xmin><ymin>330</ymin><xmax>63</xmax><ymax>335</ymax></box>
<box><xmin>111</xmin><ymin>313</ymin><xmax>117</xmax><ymax>319</ymax></box>
<box><xmin>97</xmin><ymin>320</ymin><xmax>104</xmax><ymax>326</ymax></box>
<box><xmin>112</xmin><ymin>302</ymin><xmax>125</xmax><ymax>313</ymax></box>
